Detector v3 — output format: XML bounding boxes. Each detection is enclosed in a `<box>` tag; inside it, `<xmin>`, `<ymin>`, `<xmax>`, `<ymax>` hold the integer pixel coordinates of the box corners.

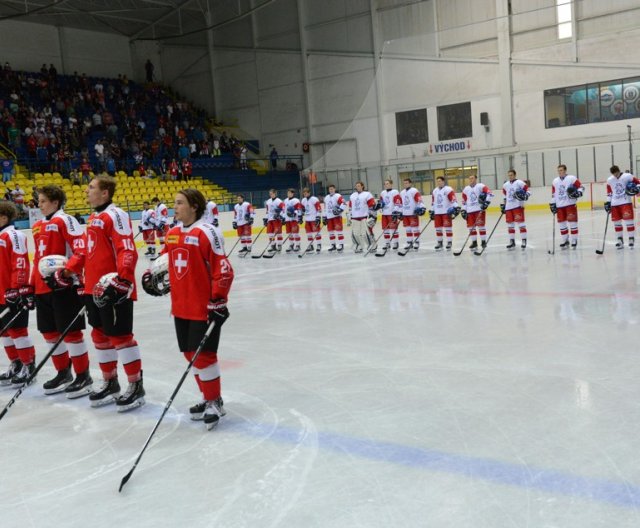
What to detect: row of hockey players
<box><xmin>0</xmin><ymin>176</ymin><xmax>233</xmax><ymax>430</ymax></box>
<box><xmin>139</xmin><ymin>196</ymin><xmax>220</xmax><ymax>259</ymax></box>
<box><xmin>227</xmin><ymin>164</ymin><xmax>640</xmax><ymax>255</ymax></box>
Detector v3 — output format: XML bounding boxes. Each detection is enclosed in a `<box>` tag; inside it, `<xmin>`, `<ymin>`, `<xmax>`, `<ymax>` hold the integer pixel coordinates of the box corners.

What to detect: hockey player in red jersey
<box><xmin>62</xmin><ymin>174</ymin><xmax>145</xmax><ymax>411</ymax></box>
<box><xmin>31</xmin><ymin>184</ymin><xmax>92</xmax><ymax>397</ymax></box>
<box><xmin>142</xmin><ymin>188</ymin><xmax>234</xmax><ymax>430</ymax></box>
<box><xmin>0</xmin><ymin>201</ymin><xmax>37</xmax><ymax>386</ymax></box>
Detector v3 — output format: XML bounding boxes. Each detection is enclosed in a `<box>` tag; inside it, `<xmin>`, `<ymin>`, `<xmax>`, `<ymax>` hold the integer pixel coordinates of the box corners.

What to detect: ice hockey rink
<box><xmin>2</xmin><ymin>208</ymin><xmax>640</xmax><ymax>528</ymax></box>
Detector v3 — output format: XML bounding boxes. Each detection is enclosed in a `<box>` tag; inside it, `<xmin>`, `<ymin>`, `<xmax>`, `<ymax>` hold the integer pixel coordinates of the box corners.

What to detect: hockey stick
<box><xmin>474</xmin><ymin>213</ymin><xmax>505</xmax><ymax>256</ymax></box>
<box><xmin>375</xmin><ymin>221</ymin><xmax>401</xmax><ymax>257</ymax></box>
<box><xmin>595</xmin><ymin>211</ymin><xmax>611</xmax><ymax>255</ymax></box>
<box><xmin>0</xmin><ymin>307</ymin><xmax>26</xmax><ymax>338</ymax></box>
<box><xmin>262</xmin><ymin>232</ymin><xmax>293</xmax><ymax>258</ymax></box>
<box><xmin>0</xmin><ymin>306</ymin><xmax>87</xmax><ymax>422</ymax></box>
<box><xmin>548</xmin><ymin>212</ymin><xmax>556</xmax><ymax>255</ymax></box>
<box><xmin>298</xmin><ymin>224</ymin><xmax>323</xmax><ymax>259</ymax></box>
<box><xmin>119</xmin><ymin>318</ymin><xmax>221</xmax><ymax>492</ymax></box>
<box><xmin>225</xmin><ymin>237</ymin><xmax>241</xmax><ymax>257</ymax></box>
<box><xmin>398</xmin><ymin>218</ymin><xmax>432</xmax><ymax>256</ymax></box>
<box><xmin>251</xmin><ymin>225</ymin><xmax>272</xmax><ymax>258</ymax></box>
<box><xmin>453</xmin><ymin>213</ymin><xmax>484</xmax><ymax>257</ymax></box>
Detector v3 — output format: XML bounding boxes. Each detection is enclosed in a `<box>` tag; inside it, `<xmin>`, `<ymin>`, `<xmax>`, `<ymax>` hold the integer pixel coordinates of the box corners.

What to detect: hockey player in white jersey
<box><xmin>323</xmin><ymin>184</ymin><xmax>347</xmax><ymax>252</ymax></box>
<box><xmin>233</xmin><ymin>194</ymin><xmax>255</xmax><ymax>256</ymax></box>
<box><xmin>549</xmin><ymin>164</ymin><xmax>584</xmax><ymax>249</ymax></box>
<box><xmin>430</xmin><ymin>176</ymin><xmax>459</xmax><ymax>251</ymax></box>
<box><xmin>399</xmin><ymin>178</ymin><xmax>426</xmax><ymax>251</ymax></box>
<box><xmin>264</xmin><ymin>189</ymin><xmax>284</xmax><ymax>253</ymax></box>
<box><xmin>301</xmin><ymin>188</ymin><xmax>322</xmax><ymax>252</ymax></box>
<box><xmin>139</xmin><ymin>201</ymin><xmax>157</xmax><ymax>257</ymax></box>
<box><xmin>501</xmin><ymin>169</ymin><xmax>530</xmax><ymax>250</ymax></box>
<box><xmin>461</xmin><ymin>175</ymin><xmax>492</xmax><ymax>250</ymax></box>
<box><xmin>348</xmin><ymin>181</ymin><xmax>377</xmax><ymax>253</ymax></box>
<box><xmin>377</xmin><ymin>179</ymin><xmax>402</xmax><ymax>254</ymax></box>
<box><xmin>283</xmin><ymin>188</ymin><xmax>303</xmax><ymax>253</ymax></box>
<box><xmin>203</xmin><ymin>199</ymin><xmax>219</xmax><ymax>227</ymax></box>
<box><xmin>606</xmin><ymin>165</ymin><xmax>640</xmax><ymax>248</ymax></box>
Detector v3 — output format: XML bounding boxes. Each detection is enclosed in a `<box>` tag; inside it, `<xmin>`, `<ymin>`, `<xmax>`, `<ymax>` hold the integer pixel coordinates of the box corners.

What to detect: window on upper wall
<box><xmin>437</xmin><ymin>102</ymin><xmax>472</xmax><ymax>141</ymax></box>
<box><xmin>556</xmin><ymin>0</ymin><xmax>573</xmax><ymax>39</ymax></box>
<box><xmin>395</xmin><ymin>109</ymin><xmax>428</xmax><ymax>146</ymax></box>
<box><xmin>544</xmin><ymin>76</ymin><xmax>640</xmax><ymax>128</ymax></box>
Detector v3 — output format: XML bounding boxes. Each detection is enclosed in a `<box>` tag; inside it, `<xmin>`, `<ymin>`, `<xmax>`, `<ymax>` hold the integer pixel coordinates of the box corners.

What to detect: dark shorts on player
<box><xmin>85</xmin><ymin>296</ymin><xmax>133</xmax><ymax>337</ymax></box>
<box><xmin>0</xmin><ymin>304</ymin><xmax>28</xmax><ymax>332</ymax></box>
<box><xmin>36</xmin><ymin>289</ymin><xmax>86</xmax><ymax>334</ymax></box>
<box><xmin>174</xmin><ymin>317</ymin><xmax>222</xmax><ymax>352</ymax></box>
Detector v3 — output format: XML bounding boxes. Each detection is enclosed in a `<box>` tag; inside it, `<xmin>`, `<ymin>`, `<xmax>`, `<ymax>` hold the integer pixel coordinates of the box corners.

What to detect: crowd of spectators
<box><xmin>0</xmin><ymin>61</ymin><xmax>252</xmax><ymax>179</ymax></box>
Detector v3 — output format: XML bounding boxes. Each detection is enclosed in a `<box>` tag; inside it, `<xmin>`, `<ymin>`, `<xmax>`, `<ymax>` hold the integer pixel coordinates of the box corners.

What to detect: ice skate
<box><xmin>64</xmin><ymin>370</ymin><xmax>93</xmax><ymax>399</ymax></box>
<box><xmin>43</xmin><ymin>366</ymin><xmax>73</xmax><ymax>395</ymax></box>
<box><xmin>521</xmin><ymin>239</ymin><xmax>527</xmax><ymax>249</ymax></box>
<box><xmin>506</xmin><ymin>240</ymin><xmax>516</xmax><ymax>250</ymax></box>
<box><xmin>316</xmin><ymin>244</ymin><xmax>322</xmax><ymax>253</ymax></box>
<box><xmin>116</xmin><ymin>375</ymin><xmax>145</xmax><ymax>412</ymax></box>
<box><xmin>469</xmin><ymin>240</ymin><xmax>478</xmax><ymax>250</ymax></box>
<box><xmin>0</xmin><ymin>360</ymin><xmax>22</xmax><ymax>386</ymax></box>
<box><xmin>203</xmin><ymin>398</ymin><xmax>226</xmax><ymax>430</ymax></box>
<box><xmin>629</xmin><ymin>237</ymin><xmax>634</xmax><ymax>248</ymax></box>
<box><xmin>434</xmin><ymin>241</ymin><xmax>443</xmax><ymax>251</ymax></box>
<box><xmin>11</xmin><ymin>362</ymin><xmax>36</xmax><ymax>387</ymax></box>
<box><xmin>445</xmin><ymin>241</ymin><xmax>452</xmax><ymax>251</ymax></box>
<box><xmin>89</xmin><ymin>377</ymin><xmax>120</xmax><ymax>407</ymax></box>
<box><xmin>336</xmin><ymin>244</ymin><xmax>344</xmax><ymax>252</ymax></box>
<box><xmin>559</xmin><ymin>240</ymin><xmax>569</xmax><ymax>250</ymax></box>
<box><xmin>616</xmin><ymin>237</ymin><xmax>624</xmax><ymax>249</ymax></box>
<box><xmin>327</xmin><ymin>244</ymin><xmax>337</xmax><ymax>252</ymax></box>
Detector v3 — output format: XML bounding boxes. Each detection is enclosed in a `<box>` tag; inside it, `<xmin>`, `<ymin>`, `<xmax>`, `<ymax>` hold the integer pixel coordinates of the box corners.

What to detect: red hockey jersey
<box><xmin>0</xmin><ymin>225</ymin><xmax>30</xmax><ymax>303</ymax></box>
<box><xmin>163</xmin><ymin>220</ymin><xmax>234</xmax><ymax>321</ymax></box>
<box><xmin>67</xmin><ymin>203</ymin><xmax>138</xmax><ymax>298</ymax></box>
<box><xmin>31</xmin><ymin>210</ymin><xmax>86</xmax><ymax>294</ymax></box>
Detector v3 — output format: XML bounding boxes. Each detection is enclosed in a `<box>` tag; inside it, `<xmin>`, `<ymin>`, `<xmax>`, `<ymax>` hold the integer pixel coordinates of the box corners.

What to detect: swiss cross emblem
<box><xmin>87</xmin><ymin>233</ymin><xmax>96</xmax><ymax>257</ymax></box>
<box><xmin>172</xmin><ymin>248</ymin><xmax>189</xmax><ymax>280</ymax></box>
<box><xmin>38</xmin><ymin>236</ymin><xmax>48</xmax><ymax>257</ymax></box>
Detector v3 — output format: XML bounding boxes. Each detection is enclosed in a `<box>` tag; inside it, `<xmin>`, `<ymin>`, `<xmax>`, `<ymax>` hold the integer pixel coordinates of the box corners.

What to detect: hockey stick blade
<box><xmin>374</xmin><ymin>250</ymin><xmax>388</xmax><ymax>257</ymax></box>
<box><xmin>595</xmin><ymin>249</ymin><xmax>605</xmax><ymax>255</ymax></box>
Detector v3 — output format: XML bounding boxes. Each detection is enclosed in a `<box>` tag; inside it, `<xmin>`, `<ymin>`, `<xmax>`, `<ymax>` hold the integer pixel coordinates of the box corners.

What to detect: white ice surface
<box><xmin>2</xmin><ymin>209</ymin><xmax>640</xmax><ymax>528</ymax></box>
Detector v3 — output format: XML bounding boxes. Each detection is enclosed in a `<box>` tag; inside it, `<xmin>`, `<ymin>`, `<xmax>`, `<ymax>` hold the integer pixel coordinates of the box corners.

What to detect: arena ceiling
<box><xmin>0</xmin><ymin>0</ymin><xmax>269</xmax><ymax>45</ymax></box>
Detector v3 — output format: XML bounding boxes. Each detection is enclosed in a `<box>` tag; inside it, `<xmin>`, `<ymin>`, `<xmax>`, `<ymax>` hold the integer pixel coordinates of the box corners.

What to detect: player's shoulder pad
<box><xmin>197</xmin><ymin>221</ymin><xmax>225</xmax><ymax>256</ymax></box>
<box><xmin>9</xmin><ymin>227</ymin><xmax>28</xmax><ymax>254</ymax></box>
<box><xmin>108</xmin><ymin>206</ymin><xmax>133</xmax><ymax>236</ymax></box>
<box><xmin>58</xmin><ymin>211</ymin><xmax>83</xmax><ymax>234</ymax></box>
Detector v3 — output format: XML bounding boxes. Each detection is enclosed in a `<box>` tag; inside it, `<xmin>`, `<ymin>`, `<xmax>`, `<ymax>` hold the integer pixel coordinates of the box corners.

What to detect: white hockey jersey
<box><xmin>283</xmin><ymin>197</ymin><xmax>303</xmax><ymax>221</ymax></box>
<box><xmin>462</xmin><ymin>183</ymin><xmax>492</xmax><ymax>213</ymax></box>
<box><xmin>551</xmin><ymin>175</ymin><xmax>584</xmax><ymax>208</ymax></box>
<box><xmin>502</xmin><ymin>180</ymin><xmax>530</xmax><ymax>211</ymax></box>
<box><xmin>265</xmin><ymin>197</ymin><xmax>284</xmax><ymax>221</ymax></box>
<box><xmin>607</xmin><ymin>172</ymin><xmax>640</xmax><ymax>206</ymax></box>
<box><xmin>203</xmin><ymin>201</ymin><xmax>219</xmax><ymax>224</ymax></box>
<box><xmin>380</xmin><ymin>189</ymin><xmax>402</xmax><ymax>215</ymax></box>
<box><xmin>348</xmin><ymin>191</ymin><xmax>376</xmax><ymax>219</ymax></box>
<box><xmin>234</xmin><ymin>202</ymin><xmax>255</xmax><ymax>227</ymax></box>
<box><xmin>140</xmin><ymin>208</ymin><xmax>156</xmax><ymax>230</ymax></box>
<box><xmin>431</xmin><ymin>186</ymin><xmax>458</xmax><ymax>215</ymax></box>
<box><xmin>302</xmin><ymin>196</ymin><xmax>321</xmax><ymax>221</ymax></box>
<box><xmin>400</xmin><ymin>187</ymin><xmax>424</xmax><ymax>216</ymax></box>
<box><xmin>324</xmin><ymin>192</ymin><xmax>346</xmax><ymax>219</ymax></box>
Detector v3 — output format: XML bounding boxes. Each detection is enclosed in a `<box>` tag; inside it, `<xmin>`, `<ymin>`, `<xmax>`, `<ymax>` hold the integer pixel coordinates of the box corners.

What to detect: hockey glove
<box><xmin>263</xmin><ymin>217</ymin><xmax>268</xmax><ymax>227</ymax></box>
<box><xmin>298</xmin><ymin>216</ymin><xmax>304</xmax><ymax>225</ymax></box>
<box><xmin>19</xmin><ymin>285</ymin><xmax>35</xmax><ymax>311</ymax></box>
<box><xmin>499</xmin><ymin>203</ymin><xmax>505</xmax><ymax>214</ymax></box>
<box><xmin>45</xmin><ymin>269</ymin><xmax>75</xmax><ymax>291</ymax></box>
<box><xmin>322</xmin><ymin>216</ymin><xmax>328</xmax><ymax>226</ymax></box>
<box><xmin>375</xmin><ymin>199</ymin><xmax>384</xmax><ymax>211</ymax></box>
<box><xmin>315</xmin><ymin>217</ymin><xmax>321</xmax><ymax>227</ymax></box>
<box><xmin>212</xmin><ymin>218</ymin><xmax>219</xmax><ymax>227</ymax></box>
<box><xmin>367</xmin><ymin>211</ymin><xmax>377</xmax><ymax>228</ymax></box>
<box><xmin>391</xmin><ymin>211</ymin><xmax>402</xmax><ymax>222</ymax></box>
<box><xmin>4</xmin><ymin>288</ymin><xmax>20</xmax><ymax>306</ymax></box>
<box><xmin>428</xmin><ymin>210</ymin><xmax>435</xmax><ymax>221</ymax></box>
<box><xmin>460</xmin><ymin>210</ymin><xmax>467</xmax><ymax>220</ymax></box>
<box><xmin>549</xmin><ymin>203</ymin><xmax>557</xmax><ymax>215</ymax></box>
<box><xmin>480</xmin><ymin>201</ymin><xmax>489</xmax><ymax>210</ymax></box>
<box><xmin>415</xmin><ymin>206</ymin><xmax>426</xmax><ymax>217</ymax></box>
<box><xmin>248</xmin><ymin>217</ymin><xmax>254</xmax><ymax>225</ymax></box>
<box><xmin>100</xmin><ymin>276</ymin><xmax>133</xmax><ymax>306</ymax></box>
<box><xmin>604</xmin><ymin>201</ymin><xmax>611</xmax><ymax>213</ymax></box>
<box><xmin>207</xmin><ymin>298</ymin><xmax>230</xmax><ymax>326</ymax></box>
<box><xmin>138</xmin><ymin>225</ymin><xmax>143</xmax><ymax>233</ymax></box>
<box><xmin>232</xmin><ymin>221</ymin><xmax>238</xmax><ymax>230</ymax></box>
<box><xmin>332</xmin><ymin>207</ymin><xmax>343</xmax><ymax>217</ymax></box>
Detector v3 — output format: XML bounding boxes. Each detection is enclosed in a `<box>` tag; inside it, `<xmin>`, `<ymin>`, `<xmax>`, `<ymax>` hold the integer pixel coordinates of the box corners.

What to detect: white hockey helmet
<box><xmin>92</xmin><ymin>272</ymin><xmax>134</xmax><ymax>308</ymax></box>
<box><xmin>38</xmin><ymin>254</ymin><xmax>68</xmax><ymax>278</ymax></box>
<box><xmin>149</xmin><ymin>253</ymin><xmax>170</xmax><ymax>295</ymax></box>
